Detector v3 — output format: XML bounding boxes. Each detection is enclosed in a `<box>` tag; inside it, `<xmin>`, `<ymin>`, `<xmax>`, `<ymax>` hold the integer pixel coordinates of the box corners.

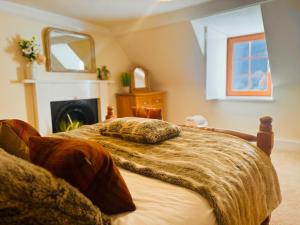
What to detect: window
<box><xmin>227</xmin><ymin>33</ymin><xmax>272</xmax><ymax>96</ymax></box>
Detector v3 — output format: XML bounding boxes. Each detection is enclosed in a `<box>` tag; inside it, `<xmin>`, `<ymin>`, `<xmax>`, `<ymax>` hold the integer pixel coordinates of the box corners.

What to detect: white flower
<box><xmin>33</xmin><ymin>47</ymin><xmax>39</xmax><ymax>54</ymax></box>
<box><xmin>23</xmin><ymin>48</ymin><xmax>32</xmax><ymax>55</ymax></box>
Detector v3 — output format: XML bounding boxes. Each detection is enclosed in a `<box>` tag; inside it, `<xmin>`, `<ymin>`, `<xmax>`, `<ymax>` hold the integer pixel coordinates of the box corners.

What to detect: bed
<box><xmin>55</xmin><ymin>115</ymin><xmax>281</xmax><ymax>225</ymax></box>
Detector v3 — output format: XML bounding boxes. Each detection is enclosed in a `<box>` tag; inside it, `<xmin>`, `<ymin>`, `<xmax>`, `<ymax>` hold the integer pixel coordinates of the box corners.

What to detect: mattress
<box><xmin>112</xmin><ymin>168</ymin><xmax>216</xmax><ymax>225</ymax></box>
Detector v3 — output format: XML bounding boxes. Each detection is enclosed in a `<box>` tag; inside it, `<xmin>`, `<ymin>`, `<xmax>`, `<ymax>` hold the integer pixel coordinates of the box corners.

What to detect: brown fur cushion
<box><xmin>29</xmin><ymin>137</ymin><xmax>136</xmax><ymax>215</ymax></box>
<box><xmin>0</xmin><ymin>148</ymin><xmax>105</xmax><ymax>225</ymax></box>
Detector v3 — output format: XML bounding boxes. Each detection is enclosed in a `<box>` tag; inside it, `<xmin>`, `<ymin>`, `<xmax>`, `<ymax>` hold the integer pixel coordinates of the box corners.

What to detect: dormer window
<box><xmin>192</xmin><ymin>5</ymin><xmax>273</xmax><ymax>100</ymax></box>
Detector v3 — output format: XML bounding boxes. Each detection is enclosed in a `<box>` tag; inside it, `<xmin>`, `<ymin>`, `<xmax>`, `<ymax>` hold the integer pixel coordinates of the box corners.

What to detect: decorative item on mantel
<box><xmin>120</xmin><ymin>72</ymin><xmax>131</xmax><ymax>93</ymax></box>
<box><xmin>97</xmin><ymin>65</ymin><xmax>111</xmax><ymax>80</ymax></box>
<box><xmin>19</xmin><ymin>36</ymin><xmax>46</xmax><ymax>80</ymax></box>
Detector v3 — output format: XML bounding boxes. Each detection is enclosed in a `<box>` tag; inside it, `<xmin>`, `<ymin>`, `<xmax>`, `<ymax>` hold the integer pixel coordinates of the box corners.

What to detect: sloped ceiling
<box><xmin>3</xmin><ymin>0</ymin><xmax>212</xmax><ymax>23</ymax></box>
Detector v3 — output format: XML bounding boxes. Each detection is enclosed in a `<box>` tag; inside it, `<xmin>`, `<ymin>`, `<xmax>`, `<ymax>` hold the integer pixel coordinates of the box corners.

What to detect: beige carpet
<box><xmin>270</xmin><ymin>143</ymin><xmax>300</xmax><ymax>225</ymax></box>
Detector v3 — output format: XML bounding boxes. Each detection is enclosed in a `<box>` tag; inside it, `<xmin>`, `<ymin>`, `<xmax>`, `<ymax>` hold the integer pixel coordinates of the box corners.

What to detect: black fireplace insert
<box><xmin>50</xmin><ymin>99</ymin><xmax>98</xmax><ymax>133</ymax></box>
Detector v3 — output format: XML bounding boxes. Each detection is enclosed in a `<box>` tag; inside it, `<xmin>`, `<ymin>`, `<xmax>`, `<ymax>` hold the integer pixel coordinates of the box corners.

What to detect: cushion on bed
<box><xmin>29</xmin><ymin>136</ymin><xmax>136</xmax><ymax>215</ymax></box>
<box><xmin>0</xmin><ymin>119</ymin><xmax>40</xmax><ymax>145</ymax></box>
<box><xmin>132</xmin><ymin>107</ymin><xmax>162</xmax><ymax>120</ymax></box>
<box><xmin>146</xmin><ymin>108</ymin><xmax>162</xmax><ymax>120</ymax></box>
<box><xmin>0</xmin><ymin>147</ymin><xmax>106</xmax><ymax>225</ymax></box>
<box><xmin>99</xmin><ymin>117</ymin><xmax>181</xmax><ymax>144</ymax></box>
<box><xmin>131</xmin><ymin>107</ymin><xmax>147</xmax><ymax>118</ymax></box>
<box><xmin>0</xmin><ymin>120</ymin><xmax>40</xmax><ymax>160</ymax></box>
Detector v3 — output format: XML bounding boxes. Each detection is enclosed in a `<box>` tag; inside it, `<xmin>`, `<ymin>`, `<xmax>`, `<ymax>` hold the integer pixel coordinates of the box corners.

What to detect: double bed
<box><xmin>54</xmin><ymin>115</ymin><xmax>281</xmax><ymax>225</ymax></box>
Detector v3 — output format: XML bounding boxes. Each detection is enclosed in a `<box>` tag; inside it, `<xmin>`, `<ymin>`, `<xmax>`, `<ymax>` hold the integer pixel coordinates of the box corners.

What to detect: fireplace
<box><xmin>23</xmin><ymin>79</ymin><xmax>114</xmax><ymax>135</ymax></box>
<box><xmin>51</xmin><ymin>99</ymin><xmax>98</xmax><ymax>133</ymax></box>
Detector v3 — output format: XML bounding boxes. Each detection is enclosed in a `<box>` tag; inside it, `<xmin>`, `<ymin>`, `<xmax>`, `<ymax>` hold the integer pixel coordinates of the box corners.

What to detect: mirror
<box><xmin>134</xmin><ymin>68</ymin><xmax>146</xmax><ymax>88</ymax></box>
<box><xmin>44</xmin><ymin>27</ymin><xmax>96</xmax><ymax>73</ymax></box>
<box><xmin>131</xmin><ymin>66</ymin><xmax>150</xmax><ymax>93</ymax></box>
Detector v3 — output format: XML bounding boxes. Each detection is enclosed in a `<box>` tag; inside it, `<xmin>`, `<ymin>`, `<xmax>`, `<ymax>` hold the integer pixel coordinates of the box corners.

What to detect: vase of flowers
<box><xmin>120</xmin><ymin>72</ymin><xmax>131</xmax><ymax>93</ymax></box>
<box><xmin>19</xmin><ymin>36</ymin><xmax>46</xmax><ymax>79</ymax></box>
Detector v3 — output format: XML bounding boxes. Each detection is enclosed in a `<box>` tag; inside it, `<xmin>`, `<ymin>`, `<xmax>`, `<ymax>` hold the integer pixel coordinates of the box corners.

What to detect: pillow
<box><xmin>0</xmin><ymin>119</ymin><xmax>40</xmax><ymax>145</ymax></box>
<box><xmin>132</xmin><ymin>107</ymin><xmax>162</xmax><ymax>120</ymax></box>
<box><xmin>29</xmin><ymin>137</ymin><xmax>136</xmax><ymax>215</ymax></box>
<box><xmin>145</xmin><ymin>108</ymin><xmax>162</xmax><ymax>120</ymax></box>
<box><xmin>100</xmin><ymin>117</ymin><xmax>181</xmax><ymax>144</ymax></box>
<box><xmin>131</xmin><ymin>107</ymin><xmax>147</xmax><ymax>118</ymax></box>
<box><xmin>0</xmin><ymin>148</ymin><xmax>106</xmax><ymax>225</ymax></box>
<box><xmin>0</xmin><ymin>120</ymin><xmax>40</xmax><ymax>160</ymax></box>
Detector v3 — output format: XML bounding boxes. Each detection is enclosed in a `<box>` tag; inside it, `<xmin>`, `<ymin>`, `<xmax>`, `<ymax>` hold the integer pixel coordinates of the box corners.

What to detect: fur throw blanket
<box><xmin>57</xmin><ymin>124</ymin><xmax>281</xmax><ymax>225</ymax></box>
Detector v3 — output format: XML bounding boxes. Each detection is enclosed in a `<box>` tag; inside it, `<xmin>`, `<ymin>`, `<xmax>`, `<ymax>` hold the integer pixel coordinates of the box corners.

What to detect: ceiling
<box><xmin>194</xmin><ymin>5</ymin><xmax>264</xmax><ymax>37</ymax></box>
<box><xmin>4</xmin><ymin>0</ymin><xmax>212</xmax><ymax>23</ymax></box>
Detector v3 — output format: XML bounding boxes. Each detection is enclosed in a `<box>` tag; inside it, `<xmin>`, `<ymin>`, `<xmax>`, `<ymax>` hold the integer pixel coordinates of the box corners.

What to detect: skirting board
<box><xmin>274</xmin><ymin>139</ymin><xmax>300</xmax><ymax>151</ymax></box>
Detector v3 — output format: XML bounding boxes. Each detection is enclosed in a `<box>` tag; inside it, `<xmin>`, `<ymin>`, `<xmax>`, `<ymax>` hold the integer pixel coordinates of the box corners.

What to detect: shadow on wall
<box><xmin>4</xmin><ymin>35</ymin><xmax>37</xmax><ymax>127</ymax></box>
<box><xmin>4</xmin><ymin>34</ymin><xmax>27</xmax><ymax>82</ymax></box>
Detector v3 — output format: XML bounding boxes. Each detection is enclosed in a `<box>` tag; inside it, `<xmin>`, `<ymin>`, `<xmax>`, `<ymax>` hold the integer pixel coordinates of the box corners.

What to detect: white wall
<box><xmin>0</xmin><ymin>4</ymin><xmax>132</xmax><ymax>127</ymax></box>
<box><xmin>117</xmin><ymin>0</ymin><xmax>300</xmax><ymax>141</ymax></box>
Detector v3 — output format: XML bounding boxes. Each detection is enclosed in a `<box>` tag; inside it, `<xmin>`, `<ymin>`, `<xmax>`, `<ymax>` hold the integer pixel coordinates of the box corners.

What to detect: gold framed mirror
<box><xmin>131</xmin><ymin>66</ymin><xmax>150</xmax><ymax>93</ymax></box>
<box><xmin>44</xmin><ymin>27</ymin><xmax>96</xmax><ymax>73</ymax></box>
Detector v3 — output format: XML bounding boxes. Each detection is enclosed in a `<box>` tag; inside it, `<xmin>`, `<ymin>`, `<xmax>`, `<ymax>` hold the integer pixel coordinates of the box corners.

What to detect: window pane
<box><xmin>233</xmin><ymin>42</ymin><xmax>249</xmax><ymax>59</ymax></box>
<box><xmin>251</xmin><ymin>40</ymin><xmax>267</xmax><ymax>57</ymax></box>
<box><xmin>233</xmin><ymin>60</ymin><xmax>249</xmax><ymax>90</ymax></box>
<box><xmin>250</xmin><ymin>73</ymin><xmax>268</xmax><ymax>90</ymax></box>
<box><xmin>250</xmin><ymin>58</ymin><xmax>268</xmax><ymax>90</ymax></box>
<box><xmin>251</xmin><ymin>58</ymin><xmax>268</xmax><ymax>73</ymax></box>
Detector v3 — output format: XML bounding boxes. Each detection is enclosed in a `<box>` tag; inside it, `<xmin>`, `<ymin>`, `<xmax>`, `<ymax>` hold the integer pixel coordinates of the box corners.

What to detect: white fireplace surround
<box><xmin>24</xmin><ymin>79</ymin><xmax>114</xmax><ymax>135</ymax></box>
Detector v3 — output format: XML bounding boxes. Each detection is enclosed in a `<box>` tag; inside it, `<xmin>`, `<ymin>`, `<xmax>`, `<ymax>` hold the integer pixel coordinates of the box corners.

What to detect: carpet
<box><xmin>270</xmin><ymin>143</ymin><xmax>300</xmax><ymax>225</ymax></box>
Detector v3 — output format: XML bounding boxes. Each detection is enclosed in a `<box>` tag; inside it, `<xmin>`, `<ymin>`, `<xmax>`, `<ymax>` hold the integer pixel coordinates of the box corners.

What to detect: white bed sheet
<box><xmin>111</xmin><ymin>169</ymin><xmax>216</xmax><ymax>225</ymax></box>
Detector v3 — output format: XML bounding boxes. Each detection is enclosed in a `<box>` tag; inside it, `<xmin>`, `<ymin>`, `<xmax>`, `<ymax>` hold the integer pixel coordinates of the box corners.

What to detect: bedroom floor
<box><xmin>270</xmin><ymin>143</ymin><xmax>300</xmax><ymax>225</ymax></box>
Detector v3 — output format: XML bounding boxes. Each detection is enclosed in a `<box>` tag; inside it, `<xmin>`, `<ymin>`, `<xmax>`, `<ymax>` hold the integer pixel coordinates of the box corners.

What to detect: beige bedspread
<box><xmin>56</xmin><ymin>124</ymin><xmax>281</xmax><ymax>225</ymax></box>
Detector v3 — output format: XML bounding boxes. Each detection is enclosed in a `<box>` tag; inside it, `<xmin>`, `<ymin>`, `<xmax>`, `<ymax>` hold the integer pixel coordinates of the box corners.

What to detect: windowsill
<box><xmin>218</xmin><ymin>96</ymin><xmax>274</xmax><ymax>102</ymax></box>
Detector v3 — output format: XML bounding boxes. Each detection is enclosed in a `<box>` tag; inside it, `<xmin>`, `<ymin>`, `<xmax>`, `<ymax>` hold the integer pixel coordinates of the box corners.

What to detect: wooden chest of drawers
<box><xmin>116</xmin><ymin>91</ymin><xmax>166</xmax><ymax>119</ymax></box>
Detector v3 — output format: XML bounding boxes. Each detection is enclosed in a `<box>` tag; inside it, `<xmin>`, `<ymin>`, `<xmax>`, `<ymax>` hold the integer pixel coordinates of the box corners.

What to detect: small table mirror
<box><xmin>131</xmin><ymin>67</ymin><xmax>150</xmax><ymax>93</ymax></box>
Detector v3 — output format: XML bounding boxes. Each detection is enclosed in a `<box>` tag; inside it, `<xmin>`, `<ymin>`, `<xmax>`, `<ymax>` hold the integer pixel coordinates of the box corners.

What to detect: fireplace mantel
<box><xmin>23</xmin><ymin>79</ymin><xmax>114</xmax><ymax>135</ymax></box>
<box><xmin>23</xmin><ymin>79</ymin><xmax>114</xmax><ymax>84</ymax></box>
